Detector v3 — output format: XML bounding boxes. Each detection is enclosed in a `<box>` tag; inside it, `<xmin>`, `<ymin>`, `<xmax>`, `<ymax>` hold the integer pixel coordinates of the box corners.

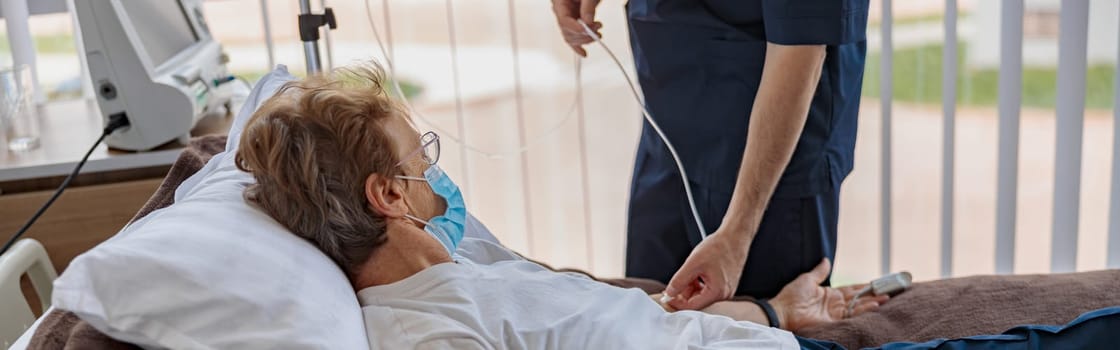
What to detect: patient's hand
<box><xmin>654</xmin><ymin>259</ymin><xmax>888</xmax><ymax>331</ymax></box>
<box><xmin>771</xmin><ymin>259</ymin><xmax>889</xmax><ymax>332</ymax></box>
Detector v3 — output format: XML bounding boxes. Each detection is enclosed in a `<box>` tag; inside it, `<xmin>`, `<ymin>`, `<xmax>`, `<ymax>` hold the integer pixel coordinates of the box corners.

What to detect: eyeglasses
<box><xmin>399</xmin><ymin>131</ymin><xmax>440</xmax><ymax>167</ymax></box>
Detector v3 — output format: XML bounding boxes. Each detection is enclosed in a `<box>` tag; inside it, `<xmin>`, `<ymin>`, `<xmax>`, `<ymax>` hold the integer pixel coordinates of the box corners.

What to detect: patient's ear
<box><xmin>365</xmin><ymin>173</ymin><xmax>407</xmax><ymax>217</ymax></box>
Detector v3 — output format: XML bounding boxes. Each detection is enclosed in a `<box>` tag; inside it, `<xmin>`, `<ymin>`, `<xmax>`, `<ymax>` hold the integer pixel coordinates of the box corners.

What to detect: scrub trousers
<box><xmin>624</xmin><ymin>142</ymin><xmax>839</xmax><ymax>299</ymax></box>
<box><xmin>797</xmin><ymin>306</ymin><xmax>1120</xmax><ymax>350</ymax></box>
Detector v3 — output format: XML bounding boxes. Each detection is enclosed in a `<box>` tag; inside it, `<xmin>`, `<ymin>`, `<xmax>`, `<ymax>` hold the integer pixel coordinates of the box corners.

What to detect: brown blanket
<box><xmin>798</xmin><ymin>269</ymin><xmax>1120</xmax><ymax>348</ymax></box>
<box><xmin>28</xmin><ymin>135</ymin><xmax>1120</xmax><ymax>349</ymax></box>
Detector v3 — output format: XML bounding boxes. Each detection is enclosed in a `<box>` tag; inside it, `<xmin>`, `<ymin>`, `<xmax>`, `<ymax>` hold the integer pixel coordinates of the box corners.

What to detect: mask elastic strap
<box><xmin>397</xmin><ymin>175</ymin><xmax>426</xmax><ymax>181</ymax></box>
<box><xmin>403</xmin><ymin>213</ymin><xmax>432</xmax><ymax>227</ymax></box>
<box><xmin>404</xmin><ymin>213</ymin><xmax>452</xmax><ymax>246</ymax></box>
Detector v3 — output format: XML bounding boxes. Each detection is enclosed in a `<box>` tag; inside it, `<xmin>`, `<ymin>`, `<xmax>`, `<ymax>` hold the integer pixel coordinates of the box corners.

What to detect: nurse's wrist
<box><xmin>722</xmin><ymin>207</ymin><xmax>762</xmax><ymax>229</ymax></box>
<box><xmin>715</xmin><ymin>219</ymin><xmax>758</xmax><ymax>243</ymax></box>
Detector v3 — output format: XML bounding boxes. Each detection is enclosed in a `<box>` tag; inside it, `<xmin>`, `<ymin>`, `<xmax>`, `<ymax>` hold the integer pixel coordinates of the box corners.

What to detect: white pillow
<box><xmin>51</xmin><ymin>66</ymin><xmax>370</xmax><ymax>349</ymax></box>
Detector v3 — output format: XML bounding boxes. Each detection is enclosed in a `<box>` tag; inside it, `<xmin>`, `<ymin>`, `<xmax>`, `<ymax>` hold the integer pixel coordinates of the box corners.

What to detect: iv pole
<box><xmin>297</xmin><ymin>0</ymin><xmax>336</xmax><ymax>74</ymax></box>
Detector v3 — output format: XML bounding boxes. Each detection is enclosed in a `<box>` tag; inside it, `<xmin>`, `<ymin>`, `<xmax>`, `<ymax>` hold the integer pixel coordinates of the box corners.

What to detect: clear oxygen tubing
<box><xmin>364</xmin><ymin>0</ymin><xmax>581</xmax><ymax>160</ymax></box>
<box><xmin>442</xmin><ymin>0</ymin><xmax>473</xmax><ymax>201</ymax></box>
<box><xmin>575</xmin><ymin>19</ymin><xmax>708</xmax><ymax>239</ymax></box>
<box><xmin>362</xmin><ymin>0</ymin><xmax>709</xmax><ymax>241</ymax></box>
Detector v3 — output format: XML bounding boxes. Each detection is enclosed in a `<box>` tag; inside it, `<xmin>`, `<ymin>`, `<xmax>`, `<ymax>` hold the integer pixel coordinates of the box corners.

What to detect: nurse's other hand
<box><xmin>663</xmin><ymin>231</ymin><xmax>749</xmax><ymax>310</ymax></box>
<box><xmin>550</xmin><ymin>0</ymin><xmax>603</xmax><ymax>57</ymax></box>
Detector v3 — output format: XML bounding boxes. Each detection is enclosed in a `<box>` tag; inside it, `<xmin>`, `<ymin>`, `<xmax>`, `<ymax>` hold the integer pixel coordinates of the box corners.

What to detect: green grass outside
<box><xmin>864</xmin><ymin>43</ymin><xmax>1117</xmax><ymax>110</ymax></box>
<box><xmin>9</xmin><ymin>33</ymin><xmax>1115</xmax><ymax>110</ymax></box>
<box><xmin>0</xmin><ymin>34</ymin><xmax>77</xmax><ymax>54</ymax></box>
<box><xmin>236</xmin><ymin>70</ymin><xmax>423</xmax><ymax>99</ymax></box>
<box><xmin>868</xmin><ymin>13</ymin><xmax>951</xmax><ymax>28</ymax></box>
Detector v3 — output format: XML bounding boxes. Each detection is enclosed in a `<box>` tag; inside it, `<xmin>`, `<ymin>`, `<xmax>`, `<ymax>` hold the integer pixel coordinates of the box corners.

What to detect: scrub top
<box><xmin>623</xmin><ymin>0</ymin><xmax>869</xmax><ymax>298</ymax></box>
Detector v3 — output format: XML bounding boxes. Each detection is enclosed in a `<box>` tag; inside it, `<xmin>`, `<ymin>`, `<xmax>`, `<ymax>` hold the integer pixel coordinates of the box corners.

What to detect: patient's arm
<box><xmin>517</xmin><ymin>245</ymin><xmax>885</xmax><ymax>331</ymax></box>
<box><xmin>700</xmin><ymin>298</ymin><xmax>774</xmax><ymax>326</ymax></box>
<box><xmin>649</xmin><ymin>293</ymin><xmax>771</xmax><ymax>325</ymax></box>
<box><xmin>654</xmin><ymin>260</ymin><xmax>890</xmax><ymax>332</ymax></box>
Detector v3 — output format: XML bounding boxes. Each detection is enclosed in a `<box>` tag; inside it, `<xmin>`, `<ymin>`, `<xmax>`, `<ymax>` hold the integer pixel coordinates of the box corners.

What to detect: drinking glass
<box><xmin>1</xmin><ymin>64</ymin><xmax>41</xmax><ymax>151</ymax></box>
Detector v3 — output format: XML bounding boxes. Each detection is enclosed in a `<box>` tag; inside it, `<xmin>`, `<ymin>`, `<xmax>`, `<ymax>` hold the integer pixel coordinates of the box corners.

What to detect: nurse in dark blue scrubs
<box><xmin>552</xmin><ymin>0</ymin><xmax>869</xmax><ymax>310</ymax></box>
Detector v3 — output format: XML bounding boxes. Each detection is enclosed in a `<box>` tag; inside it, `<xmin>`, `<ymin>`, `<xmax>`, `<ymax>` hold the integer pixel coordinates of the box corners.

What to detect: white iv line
<box><xmin>363</xmin><ymin>0</ymin><xmax>709</xmax><ymax>240</ymax></box>
<box><xmin>575</xmin><ymin>19</ymin><xmax>708</xmax><ymax>239</ymax></box>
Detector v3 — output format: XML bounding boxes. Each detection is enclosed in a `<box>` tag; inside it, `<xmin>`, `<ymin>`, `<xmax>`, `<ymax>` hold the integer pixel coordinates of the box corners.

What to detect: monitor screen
<box><xmin>120</xmin><ymin>0</ymin><xmax>199</xmax><ymax>67</ymax></box>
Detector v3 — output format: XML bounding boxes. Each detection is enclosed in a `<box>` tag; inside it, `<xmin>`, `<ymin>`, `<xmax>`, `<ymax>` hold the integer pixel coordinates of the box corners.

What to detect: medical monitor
<box><xmin>75</xmin><ymin>0</ymin><xmax>232</xmax><ymax>151</ymax></box>
<box><xmin>121</xmin><ymin>0</ymin><xmax>199</xmax><ymax>67</ymax></box>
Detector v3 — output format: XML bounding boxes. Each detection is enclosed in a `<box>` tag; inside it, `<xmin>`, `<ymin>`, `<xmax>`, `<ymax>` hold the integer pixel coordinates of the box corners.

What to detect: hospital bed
<box><xmin>1</xmin><ymin>240</ymin><xmax>54</xmax><ymax>350</ymax></box>
<box><xmin>3</xmin><ymin>70</ymin><xmax>1120</xmax><ymax>350</ymax></box>
<box><xmin>6</xmin><ymin>133</ymin><xmax>1120</xmax><ymax>349</ymax></box>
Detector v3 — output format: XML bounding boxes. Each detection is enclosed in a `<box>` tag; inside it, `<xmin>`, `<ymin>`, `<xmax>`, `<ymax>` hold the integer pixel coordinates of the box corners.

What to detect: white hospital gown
<box><xmin>358</xmin><ymin>238</ymin><xmax>800</xmax><ymax>350</ymax></box>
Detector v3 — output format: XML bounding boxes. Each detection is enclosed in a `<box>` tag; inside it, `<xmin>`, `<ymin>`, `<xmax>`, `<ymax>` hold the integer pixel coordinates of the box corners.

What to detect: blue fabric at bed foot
<box><xmin>796</xmin><ymin>306</ymin><xmax>1120</xmax><ymax>350</ymax></box>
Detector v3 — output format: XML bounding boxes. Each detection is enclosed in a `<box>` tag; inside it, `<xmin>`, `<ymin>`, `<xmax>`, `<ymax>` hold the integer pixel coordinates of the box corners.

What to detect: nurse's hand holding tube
<box><xmin>661</xmin><ymin>228</ymin><xmax>751</xmax><ymax>311</ymax></box>
<box><xmin>550</xmin><ymin>0</ymin><xmax>602</xmax><ymax>57</ymax></box>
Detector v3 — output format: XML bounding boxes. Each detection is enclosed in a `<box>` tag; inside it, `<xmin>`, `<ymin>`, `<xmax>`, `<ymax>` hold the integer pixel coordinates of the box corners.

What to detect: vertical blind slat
<box><xmin>1050</xmin><ymin>0</ymin><xmax>1090</xmax><ymax>273</ymax></box>
<box><xmin>1109</xmin><ymin>3</ymin><xmax>1120</xmax><ymax>269</ymax></box>
<box><xmin>880</xmin><ymin>0</ymin><xmax>894</xmax><ymax>276</ymax></box>
<box><xmin>259</xmin><ymin>0</ymin><xmax>275</xmax><ymax>71</ymax></box>
<box><xmin>444</xmin><ymin>0</ymin><xmax>473</xmax><ymax>208</ymax></box>
<box><xmin>574</xmin><ymin>57</ymin><xmax>595</xmax><ymax>271</ymax></box>
<box><xmin>995</xmin><ymin>0</ymin><xmax>1024</xmax><ymax>274</ymax></box>
<box><xmin>941</xmin><ymin>0</ymin><xmax>958</xmax><ymax>278</ymax></box>
<box><xmin>506</xmin><ymin>0</ymin><xmax>537</xmax><ymax>257</ymax></box>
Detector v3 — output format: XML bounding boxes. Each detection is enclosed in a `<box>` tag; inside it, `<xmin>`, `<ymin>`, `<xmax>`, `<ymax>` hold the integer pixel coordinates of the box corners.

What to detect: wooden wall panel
<box><xmin>1</xmin><ymin>179</ymin><xmax>162</xmax><ymax>274</ymax></box>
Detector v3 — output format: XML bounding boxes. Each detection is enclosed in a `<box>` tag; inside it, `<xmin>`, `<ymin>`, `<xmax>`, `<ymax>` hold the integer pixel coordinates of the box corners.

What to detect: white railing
<box><xmin>4</xmin><ymin>0</ymin><xmax>1118</xmax><ymax>277</ymax></box>
<box><xmin>163</xmin><ymin>0</ymin><xmax>1120</xmax><ymax>276</ymax></box>
<box><xmin>879</xmin><ymin>0</ymin><xmax>1114</xmax><ymax>276</ymax></box>
<box><xmin>1112</xmin><ymin>3</ymin><xmax>1120</xmax><ymax>269</ymax></box>
<box><xmin>1050</xmin><ymin>0</ymin><xmax>1089</xmax><ymax>273</ymax></box>
<box><xmin>994</xmin><ymin>0</ymin><xmax>1023</xmax><ymax>275</ymax></box>
<box><xmin>880</xmin><ymin>0</ymin><xmax>894</xmax><ymax>276</ymax></box>
<box><xmin>940</xmin><ymin>0</ymin><xmax>958</xmax><ymax>277</ymax></box>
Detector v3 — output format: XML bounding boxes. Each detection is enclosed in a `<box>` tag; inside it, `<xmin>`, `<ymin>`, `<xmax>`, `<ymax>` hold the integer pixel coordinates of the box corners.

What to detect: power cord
<box><xmin>0</xmin><ymin>113</ymin><xmax>131</xmax><ymax>256</ymax></box>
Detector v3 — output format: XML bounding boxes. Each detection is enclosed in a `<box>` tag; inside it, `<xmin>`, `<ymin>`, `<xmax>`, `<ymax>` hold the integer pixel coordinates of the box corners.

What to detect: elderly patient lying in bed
<box><xmin>232</xmin><ymin>65</ymin><xmax>885</xmax><ymax>349</ymax></box>
<box><xmin>234</xmin><ymin>64</ymin><xmax>1120</xmax><ymax>350</ymax></box>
